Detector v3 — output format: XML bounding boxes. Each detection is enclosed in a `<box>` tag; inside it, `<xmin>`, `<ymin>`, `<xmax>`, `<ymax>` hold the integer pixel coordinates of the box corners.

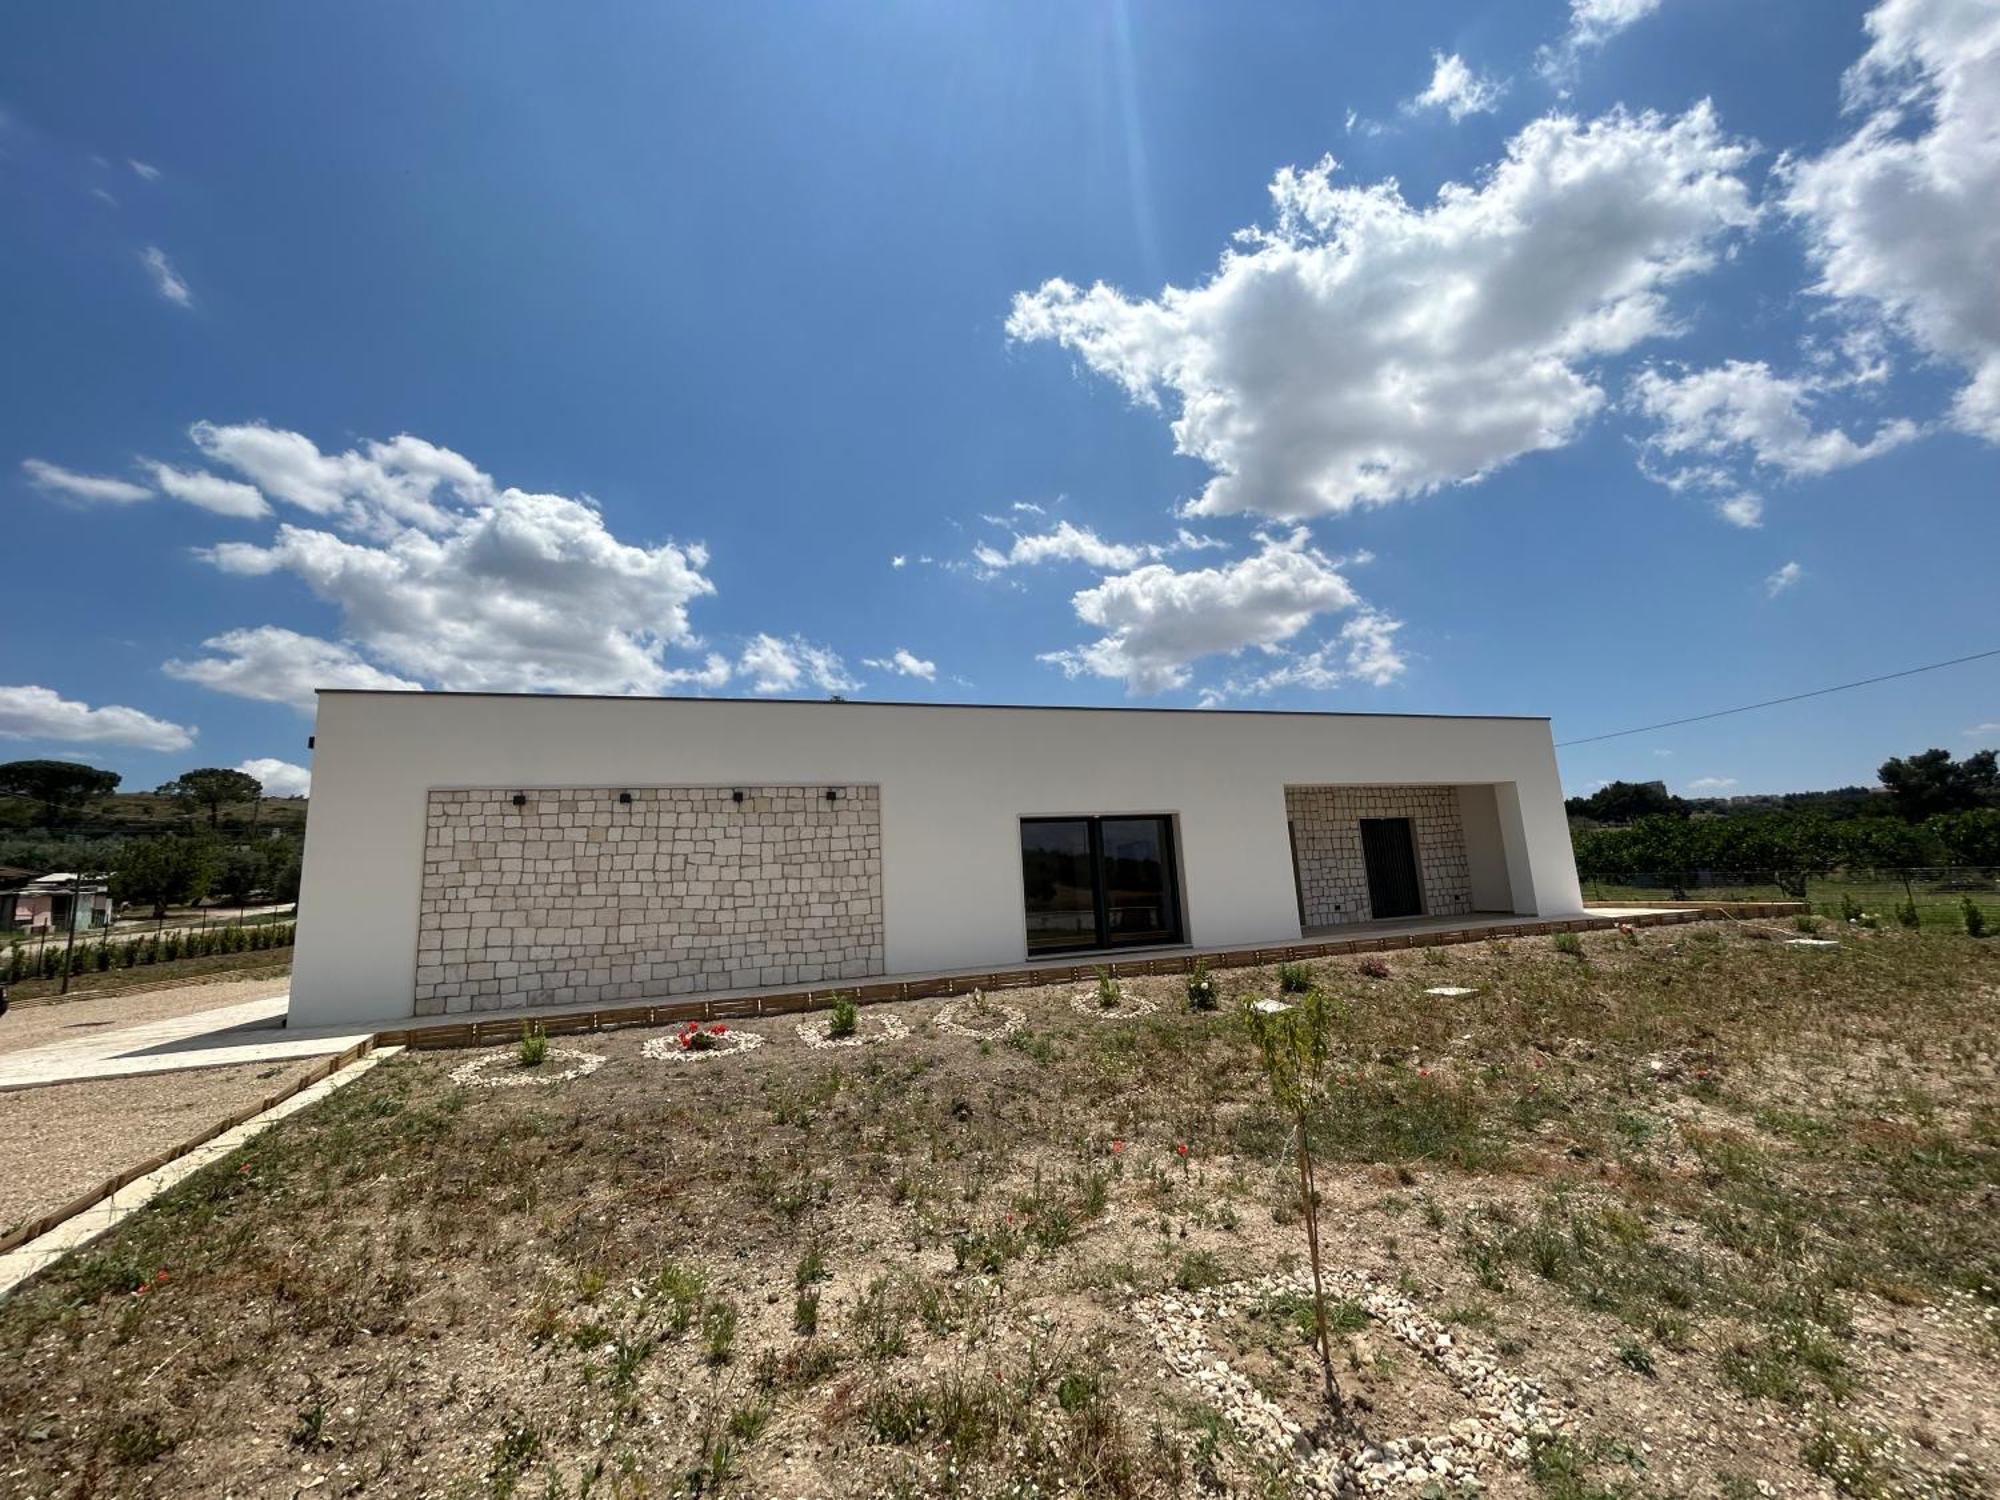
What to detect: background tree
<box><xmin>1878</xmin><ymin>748</ymin><xmax>1998</xmax><ymax>820</ymax></box>
<box><xmin>262</xmin><ymin>839</ymin><xmax>304</xmax><ymax>904</ymax></box>
<box><xmin>111</xmin><ymin>834</ymin><xmax>221</xmax><ymax>919</ymax></box>
<box><xmin>157</xmin><ymin>767</ymin><xmax>264</xmax><ymax>829</ymax></box>
<box><xmin>1564</xmin><ymin>779</ymin><xmax>1687</xmax><ymax>825</ymax></box>
<box><xmin>1929</xmin><ymin>808</ymin><xmax>2000</xmax><ymax>866</ymax></box>
<box><xmin>0</xmin><ymin>760</ymin><xmax>121</xmax><ymax>828</ymax></box>
<box><xmin>215</xmin><ymin>845</ymin><xmax>266</xmax><ymax>908</ymax></box>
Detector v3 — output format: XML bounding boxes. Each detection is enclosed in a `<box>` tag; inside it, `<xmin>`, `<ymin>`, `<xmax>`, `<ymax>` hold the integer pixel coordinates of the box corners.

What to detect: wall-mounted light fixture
<box><xmin>731</xmin><ymin>789</ymin><xmax>745</xmax><ymax>804</ymax></box>
<box><xmin>825</xmin><ymin>787</ymin><xmax>840</xmax><ymax>803</ymax></box>
<box><xmin>511</xmin><ymin>793</ymin><xmax>527</xmax><ymax>807</ymax></box>
<box><xmin>617</xmin><ymin>791</ymin><xmax>632</xmax><ymax>804</ymax></box>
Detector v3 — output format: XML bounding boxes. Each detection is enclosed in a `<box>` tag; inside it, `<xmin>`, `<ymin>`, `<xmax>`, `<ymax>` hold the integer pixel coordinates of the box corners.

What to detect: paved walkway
<box><xmin>0</xmin><ymin>995</ymin><xmax>377</xmax><ymax>1092</ymax></box>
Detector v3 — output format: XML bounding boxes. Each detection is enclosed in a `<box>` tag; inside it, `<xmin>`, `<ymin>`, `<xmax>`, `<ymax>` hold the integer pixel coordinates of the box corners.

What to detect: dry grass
<box><xmin>0</xmin><ymin>924</ymin><xmax>1993</xmax><ymax>1498</ymax></box>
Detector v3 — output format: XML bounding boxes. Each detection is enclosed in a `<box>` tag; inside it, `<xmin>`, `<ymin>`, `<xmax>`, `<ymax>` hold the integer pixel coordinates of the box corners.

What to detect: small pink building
<box><xmin>0</xmin><ymin>871</ymin><xmax>114</xmax><ymax>934</ymax></box>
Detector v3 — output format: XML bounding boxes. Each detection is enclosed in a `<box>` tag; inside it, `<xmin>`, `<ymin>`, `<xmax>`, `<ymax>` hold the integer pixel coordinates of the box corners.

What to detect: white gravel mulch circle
<box><xmin>1423</xmin><ymin>986</ymin><xmax>1479</xmax><ymax>997</ymax></box>
<box><xmin>1784</xmin><ymin>938</ymin><xmax>1840</xmax><ymax>948</ymax></box>
<box><xmin>795</xmin><ymin>1013</ymin><xmax>911</xmax><ymax>1050</ymax></box>
<box><xmin>1068</xmin><ymin>986</ymin><xmax>1159</xmax><ymax>1020</ymax></box>
<box><xmin>1251</xmin><ymin>997</ymin><xmax>1295</xmax><ymax>1014</ymax></box>
<box><xmin>639</xmin><ymin>1025</ymin><xmax>767</xmax><ymax>1064</ymax></box>
<box><xmin>932</xmin><ymin>995</ymin><xmax>1026</xmax><ymax>1040</ymax></box>
<box><xmin>449</xmin><ymin>1047</ymin><xmax>607</xmax><ymax>1089</ymax></box>
<box><xmin>1134</xmin><ymin>1268</ymin><xmax>1565</xmax><ymax>1498</ymax></box>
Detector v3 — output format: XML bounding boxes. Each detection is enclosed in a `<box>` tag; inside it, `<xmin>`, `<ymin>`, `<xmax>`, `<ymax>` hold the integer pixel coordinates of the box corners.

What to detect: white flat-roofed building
<box><xmin>287</xmin><ymin>691</ymin><xmax>1584</xmax><ymax>1029</ymax></box>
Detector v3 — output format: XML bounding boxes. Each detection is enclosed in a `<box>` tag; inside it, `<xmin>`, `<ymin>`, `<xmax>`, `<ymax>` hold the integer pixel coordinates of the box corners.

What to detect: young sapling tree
<box><xmin>1244</xmin><ymin>984</ymin><xmax>1350</xmax><ymax>1424</ymax></box>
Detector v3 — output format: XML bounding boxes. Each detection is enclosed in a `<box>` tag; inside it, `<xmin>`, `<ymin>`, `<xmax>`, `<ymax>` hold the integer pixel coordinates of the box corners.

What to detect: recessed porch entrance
<box><xmin>1285</xmin><ymin>783</ymin><xmax>1520</xmax><ymax>930</ymax></box>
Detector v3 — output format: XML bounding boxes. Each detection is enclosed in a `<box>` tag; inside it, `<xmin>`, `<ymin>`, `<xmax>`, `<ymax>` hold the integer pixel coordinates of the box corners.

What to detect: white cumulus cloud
<box><xmin>144</xmin><ymin>462</ymin><xmax>271</xmax><ymax>519</ymax></box>
<box><xmin>189</xmin><ymin>421</ymin><xmax>495</xmax><ymax>536</ymax></box>
<box><xmin>1038</xmin><ymin>529</ymin><xmax>1379</xmax><ymax>695</ymax></box>
<box><xmin>1631</xmin><ymin>359</ymin><xmax>1920</xmax><ymax>511</ymax></box>
<box><xmin>1410</xmin><ymin>52</ymin><xmax>1506</xmax><ymax>121</ymax></box>
<box><xmin>235</xmin><ymin>757</ymin><xmax>311</xmax><ymax>797</ymax></box>
<box><xmin>0</xmin><ymin>684</ymin><xmax>195</xmax><ymax>752</ymax></box>
<box><xmin>737</xmin><ymin>635</ymin><xmax>858</xmax><ymax>697</ymax></box>
<box><xmin>1539</xmin><ymin>0</ymin><xmax>1669</xmax><ymax>83</ymax></box>
<box><xmin>21</xmin><ymin>458</ymin><xmax>152</xmax><ymax>504</ymax></box>
<box><xmin>974</xmin><ymin>521</ymin><xmax>1149</xmax><ymax>572</ymax></box>
<box><xmin>1765</xmin><ymin>560</ymin><xmax>1804</xmax><ymax>596</ymax></box>
<box><xmin>1008</xmin><ymin>104</ymin><xmax>1755</xmax><ymax>521</ymax></box>
<box><xmin>1781</xmin><ymin>0</ymin><xmax>2000</xmax><ymax>441</ymax></box>
<box><xmin>1201</xmin><ymin>609</ymin><xmax>1408</xmax><ymax>704</ymax></box>
<box><xmin>164</xmin><ymin>626</ymin><xmax>424</xmax><ymax>712</ymax></box>
<box><xmin>171</xmin><ymin>423</ymin><xmax>719</xmax><ymax>699</ymax></box>
<box><xmin>862</xmin><ymin>649</ymin><xmax>937</xmax><ymax>681</ymax></box>
<box><xmin>1687</xmin><ymin>774</ymin><xmax>1738</xmax><ymax>792</ymax></box>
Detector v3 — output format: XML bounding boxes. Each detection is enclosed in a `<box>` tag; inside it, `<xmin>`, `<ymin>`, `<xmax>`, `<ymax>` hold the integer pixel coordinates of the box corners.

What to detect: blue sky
<box><xmin>2</xmin><ymin>0</ymin><xmax>1995</xmax><ymax>803</ymax></box>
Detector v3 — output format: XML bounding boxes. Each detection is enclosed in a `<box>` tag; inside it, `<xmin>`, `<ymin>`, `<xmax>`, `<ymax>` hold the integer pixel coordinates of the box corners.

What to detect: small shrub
<box><xmin>827</xmin><ymin>995</ymin><xmax>858</xmax><ymax>1038</ymax></box>
<box><xmin>1615</xmin><ymin>1340</ymin><xmax>1656</xmax><ymax>1376</ymax></box>
<box><xmin>703</xmin><ymin>1300</ymin><xmax>738</xmax><ymax>1365</ymax></box>
<box><xmin>651</xmin><ymin>1261</ymin><xmax>705</xmax><ymax>1334</ymax></box>
<box><xmin>793</xmin><ymin>1291</ymin><xmax>820</xmax><ymax>1335</ymax></box>
<box><xmin>1552</xmin><ymin>932</ymin><xmax>1585</xmax><ymax>958</ymax></box>
<box><xmin>1963</xmin><ymin>898</ymin><xmax>1987</xmax><ymax>939</ymax></box>
<box><xmin>1422</xmin><ymin>945</ymin><xmax>1448</xmax><ymax>967</ymax></box>
<box><xmin>794</xmin><ymin>1244</ymin><xmax>827</xmax><ymax>1290</ymax></box>
<box><xmin>1895</xmin><ymin>898</ymin><xmax>1921</xmax><ymax>929</ymax></box>
<box><xmin>1357</xmin><ymin>956</ymin><xmax>1390</xmax><ymax>979</ymax></box>
<box><xmin>727</xmin><ymin>1399</ymin><xmax>772</xmax><ymax>1445</ymax></box>
<box><xmin>1617</xmin><ymin>924</ymin><xmax>1641</xmax><ymax>947</ymax></box>
<box><xmin>1095</xmin><ymin>967</ymin><xmax>1122</xmax><ymax>1008</ymax></box>
<box><xmin>1174</xmin><ymin>1249</ymin><xmax>1227</xmax><ymax>1292</ymax></box>
<box><xmin>1277</xmin><ymin>961</ymin><xmax>1313</xmax><ymax>994</ymax></box>
<box><xmin>1185</xmin><ymin>959</ymin><xmax>1218</xmax><ymax>1011</ymax></box>
<box><xmin>675</xmin><ymin>1021</ymin><xmax>729</xmax><ymax>1053</ymax></box>
<box><xmin>517</xmin><ymin>1024</ymin><xmax>548</xmax><ymax>1067</ymax></box>
<box><xmin>107</xmin><ymin>1411</ymin><xmax>177</xmax><ymax>1465</ymax></box>
<box><xmin>1794</xmin><ymin>915</ymin><xmax>1823</xmax><ymax>934</ymax></box>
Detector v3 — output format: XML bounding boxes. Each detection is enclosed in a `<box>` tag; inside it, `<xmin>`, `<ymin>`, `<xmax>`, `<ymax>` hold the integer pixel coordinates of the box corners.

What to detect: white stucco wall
<box><xmin>289</xmin><ymin>694</ymin><xmax>1583</xmax><ymax>1027</ymax></box>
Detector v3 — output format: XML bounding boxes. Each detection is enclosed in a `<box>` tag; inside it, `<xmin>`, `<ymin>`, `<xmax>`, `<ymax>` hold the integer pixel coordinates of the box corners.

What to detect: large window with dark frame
<box><xmin>1020</xmin><ymin>815</ymin><xmax>1183</xmax><ymax>955</ymax></box>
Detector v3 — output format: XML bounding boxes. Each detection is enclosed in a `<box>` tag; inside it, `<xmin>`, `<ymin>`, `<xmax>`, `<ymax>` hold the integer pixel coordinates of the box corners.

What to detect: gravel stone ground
<box><xmin>0</xmin><ymin>975</ymin><xmax>290</xmax><ymax>1057</ymax></box>
<box><xmin>0</xmin><ymin>1056</ymin><xmax>316</xmax><ymax>1238</ymax></box>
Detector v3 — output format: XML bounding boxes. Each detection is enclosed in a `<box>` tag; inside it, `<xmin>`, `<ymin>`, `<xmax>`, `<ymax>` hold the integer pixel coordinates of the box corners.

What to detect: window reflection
<box><xmin>1021</xmin><ymin>816</ymin><xmax>1182</xmax><ymax>954</ymax></box>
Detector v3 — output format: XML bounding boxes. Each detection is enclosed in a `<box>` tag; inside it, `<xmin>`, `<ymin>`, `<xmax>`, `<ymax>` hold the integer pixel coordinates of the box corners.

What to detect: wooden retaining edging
<box><xmin>375</xmin><ymin>903</ymin><xmax>1801</xmax><ymax>1053</ymax></box>
<box><xmin>0</xmin><ymin>1036</ymin><xmax>377</xmax><ymax>1256</ymax></box>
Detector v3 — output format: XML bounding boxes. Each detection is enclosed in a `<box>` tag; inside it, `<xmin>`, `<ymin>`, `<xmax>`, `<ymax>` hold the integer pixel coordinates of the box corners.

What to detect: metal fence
<box><xmin>1579</xmin><ymin>866</ymin><xmax>1998</xmax><ymax>929</ymax></box>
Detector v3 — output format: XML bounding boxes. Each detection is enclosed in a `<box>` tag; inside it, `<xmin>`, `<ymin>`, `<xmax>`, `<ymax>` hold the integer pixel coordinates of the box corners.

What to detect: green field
<box><xmin>1581</xmin><ymin>867</ymin><xmax>1999</xmax><ymax>930</ymax></box>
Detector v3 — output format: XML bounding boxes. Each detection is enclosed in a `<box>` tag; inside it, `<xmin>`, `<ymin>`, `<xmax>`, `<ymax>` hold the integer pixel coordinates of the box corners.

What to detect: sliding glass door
<box><xmin>1021</xmin><ymin>815</ymin><xmax>1183</xmax><ymax>955</ymax></box>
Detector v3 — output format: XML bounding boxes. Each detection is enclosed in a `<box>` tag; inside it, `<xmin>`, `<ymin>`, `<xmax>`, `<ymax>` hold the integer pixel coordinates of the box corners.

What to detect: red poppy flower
<box><xmin>1176</xmin><ymin>1143</ymin><xmax>1189</xmax><ymax>1157</ymax></box>
<box><xmin>1111</xmin><ymin>1141</ymin><xmax>1124</xmax><ymax>1154</ymax></box>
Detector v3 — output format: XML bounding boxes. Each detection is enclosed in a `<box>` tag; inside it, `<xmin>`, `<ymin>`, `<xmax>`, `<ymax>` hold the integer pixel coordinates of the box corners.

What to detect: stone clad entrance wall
<box><xmin>414</xmin><ymin>784</ymin><xmax>884</xmax><ymax>1016</ymax></box>
<box><xmin>1284</xmin><ymin>785</ymin><xmax>1472</xmax><ymax>928</ymax></box>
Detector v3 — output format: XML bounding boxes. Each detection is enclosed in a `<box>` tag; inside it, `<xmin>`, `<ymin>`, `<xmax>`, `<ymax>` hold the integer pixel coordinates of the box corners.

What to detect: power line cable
<box><xmin>1555</xmin><ymin>646</ymin><xmax>2000</xmax><ymax>748</ymax></box>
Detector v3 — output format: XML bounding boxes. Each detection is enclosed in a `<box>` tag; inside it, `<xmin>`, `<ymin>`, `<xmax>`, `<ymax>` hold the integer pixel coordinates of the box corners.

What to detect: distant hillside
<box><xmin>0</xmin><ymin>790</ymin><xmax>308</xmax><ymax>840</ymax></box>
